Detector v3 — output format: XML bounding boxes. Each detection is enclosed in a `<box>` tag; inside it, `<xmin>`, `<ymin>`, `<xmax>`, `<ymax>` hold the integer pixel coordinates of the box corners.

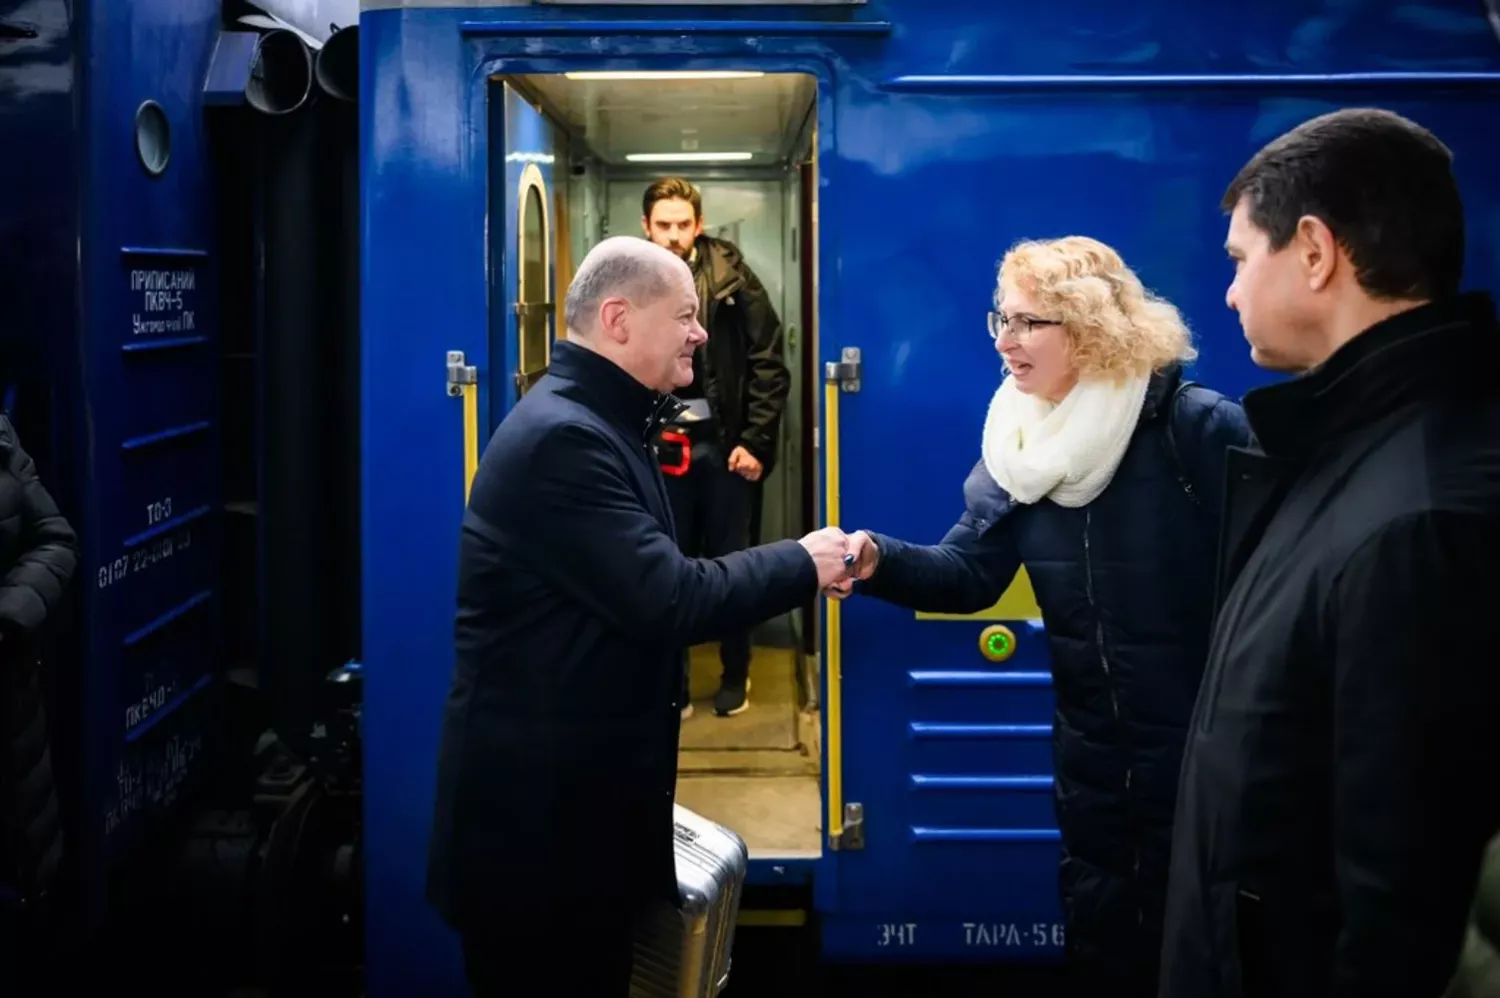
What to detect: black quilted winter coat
<box><xmin>0</xmin><ymin>415</ymin><xmax>78</xmax><ymax>909</ymax></box>
<box><xmin>859</xmin><ymin>365</ymin><xmax>1251</xmax><ymax>995</ymax></box>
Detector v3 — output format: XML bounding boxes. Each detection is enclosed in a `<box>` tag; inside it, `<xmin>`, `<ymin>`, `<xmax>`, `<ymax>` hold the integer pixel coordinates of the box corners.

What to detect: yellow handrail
<box><xmin>824</xmin><ymin>379</ymin><xmax>845</xmax><ymax>846</ymax></box>
<box><xmin>462</xmin><ymin>382</ymin><xmax>480</xmax><ymax>502</ymax></box>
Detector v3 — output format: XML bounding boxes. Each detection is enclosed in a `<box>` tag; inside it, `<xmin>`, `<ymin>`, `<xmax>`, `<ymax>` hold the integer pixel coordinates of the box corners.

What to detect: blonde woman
<box><xmin>833</xmin><ymin>236</ymin><xmax>1253</xmax><ymax>995</ymax></box>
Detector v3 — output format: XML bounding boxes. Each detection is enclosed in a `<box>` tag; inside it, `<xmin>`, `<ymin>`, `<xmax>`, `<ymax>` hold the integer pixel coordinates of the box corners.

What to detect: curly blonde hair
<box><xmin>998</xmin><ymin>235</ymin><xmax>1197</xmax><ymax>381</ymax></box>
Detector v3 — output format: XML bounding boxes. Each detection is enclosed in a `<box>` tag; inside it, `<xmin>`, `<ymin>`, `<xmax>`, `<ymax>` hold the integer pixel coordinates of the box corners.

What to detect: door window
<box><xmin>516</xmin><ymin>165</ymin><xmax>552</xmax><ymax>396</ymax></box>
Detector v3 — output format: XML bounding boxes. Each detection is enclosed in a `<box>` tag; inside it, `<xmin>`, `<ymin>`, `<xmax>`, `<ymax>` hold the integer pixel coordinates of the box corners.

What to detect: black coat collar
<box><xmin>548</xmin><ymin>340</ymin><xmax>685</xmax><ymax>443</ymax></box>
<box><xmin>1243</xmin><ymin>292</ymin><xmax>1499</xmax><ymax>461</ymax></box>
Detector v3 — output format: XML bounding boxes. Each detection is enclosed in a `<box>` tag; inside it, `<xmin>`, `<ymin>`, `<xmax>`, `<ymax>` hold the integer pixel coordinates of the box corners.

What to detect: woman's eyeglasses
<box><xmin>988</xmin><ymin>310</ymin><xmax>1062</xmax><ymax>342</ymax></box>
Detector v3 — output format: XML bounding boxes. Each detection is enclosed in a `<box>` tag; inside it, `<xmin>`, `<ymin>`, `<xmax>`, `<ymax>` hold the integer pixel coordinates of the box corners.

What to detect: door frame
<box><xmin>467</xmin><ymin>43</ymin><xmax>843</xmax><ymax>896</ymax></box>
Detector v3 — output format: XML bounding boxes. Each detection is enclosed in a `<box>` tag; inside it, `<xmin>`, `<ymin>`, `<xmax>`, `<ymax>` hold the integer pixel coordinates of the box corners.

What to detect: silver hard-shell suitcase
<box><xmin>630</xmin><ymin>803</ymin><xmax>749</xmax><ymax>997</ymax></box>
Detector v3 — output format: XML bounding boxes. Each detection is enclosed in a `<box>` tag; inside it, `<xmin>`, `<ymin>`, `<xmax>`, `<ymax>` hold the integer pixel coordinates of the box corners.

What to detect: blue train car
<box><xmin>3</xmin><ymin>5</ymin><xmax>364</xmax><ymax>978</ymax></box>
<box><xmin>358</xmin><ymin>0</ymin><xmax>1500</xmax><ymax>992</ymax></box>
<box><xmin>1</xmin><ymin>0</ymin><xmax>232</xmax><ymax>925</ymax></box>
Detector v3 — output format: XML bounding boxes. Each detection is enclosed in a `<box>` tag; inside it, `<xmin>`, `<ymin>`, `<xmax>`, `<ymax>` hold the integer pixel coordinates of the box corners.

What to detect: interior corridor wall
<box><xmin>560</xmin><ymin>151</ymin><xmax>608</xmax><ymax>306</ymax></box>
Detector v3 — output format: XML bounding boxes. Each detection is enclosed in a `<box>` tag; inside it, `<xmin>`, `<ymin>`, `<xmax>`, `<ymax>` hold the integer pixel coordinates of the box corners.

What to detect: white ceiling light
<box><xmin>624</xmin><ymin>152</ymin><xmax>754</xmax><ymax>163</ymax></box>
<box><xmin>563</xmin><ymin>71</ymin><xmax>765</xmax><ymax>82</ymax></box>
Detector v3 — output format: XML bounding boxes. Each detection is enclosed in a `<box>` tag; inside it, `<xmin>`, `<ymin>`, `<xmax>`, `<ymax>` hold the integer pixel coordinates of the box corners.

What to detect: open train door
<box><xmin>488</xmin><ymin>80</ymin><xmax>560</xmax><ymax>428</ymax></box>
<box><xmin>447</xmin><ymin>80</ymin><xmax>560</xmax><ymax>499</ymax></box>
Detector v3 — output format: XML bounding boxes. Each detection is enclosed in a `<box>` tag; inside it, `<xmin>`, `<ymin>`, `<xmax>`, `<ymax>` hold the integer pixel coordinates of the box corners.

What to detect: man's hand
<box><xmin>728</xmin><ymin>446</ymin><xmax>763</xmax><ymax>482</ymax></box>
<box><xmin>825</xmin><ymin>529</ymin><xmax>879</xmax><ymax>600</ymax></box>
<box><xmin>797</xmin><ymin>526</ymin><xmax>852</xmax><ymax>589</ymax></box>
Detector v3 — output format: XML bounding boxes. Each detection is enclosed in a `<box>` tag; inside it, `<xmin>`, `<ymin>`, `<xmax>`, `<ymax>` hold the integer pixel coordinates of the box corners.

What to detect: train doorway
<box><xmin>488</xmin><ymin>69</ymin><xmax>824</xmax><ymax>866</ymax></box>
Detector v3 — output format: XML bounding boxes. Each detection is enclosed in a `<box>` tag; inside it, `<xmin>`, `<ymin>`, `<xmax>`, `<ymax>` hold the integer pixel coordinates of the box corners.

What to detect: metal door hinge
<box><xmin>832</xmin><ymin>802</ymin><xmax>865</xmax><ymax>851</ymax></box>
<box><xmin>514</xmin><ymin>368</ymin><xmax>546</xmax><ymax>396</ymax></box>
<box><xmin>446</xmin><ymin>350</ymin><xmax>476</xmax><ymax>396</ymax></box>
<box><xmin>824</xmin><ymin>346</ymin><xmax>861</xmax><ymax>393</ymax></box>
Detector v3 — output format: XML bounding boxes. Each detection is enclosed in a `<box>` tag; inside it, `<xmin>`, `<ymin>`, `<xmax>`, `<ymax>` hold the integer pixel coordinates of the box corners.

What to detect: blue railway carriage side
<box><xmin>3</xmin><ymin>2</ymin><xmax>364</xmax><ymax>965</ymax></box>
<box><xmin>0</xmin><ymin>0</ymin><xmax>228</xmax><ymax>929</ymax></box>
<box><xmin>357</xmin><ymin>0</ymin><xmax>1500</xmax><ymax>993</ymax></box>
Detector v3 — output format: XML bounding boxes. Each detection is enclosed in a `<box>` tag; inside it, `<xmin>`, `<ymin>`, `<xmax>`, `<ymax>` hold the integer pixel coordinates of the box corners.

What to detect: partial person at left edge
<box><xmin>0</xmin><ymin>408</ymin><xmax>80</xmax><ymax>974</ymax></box>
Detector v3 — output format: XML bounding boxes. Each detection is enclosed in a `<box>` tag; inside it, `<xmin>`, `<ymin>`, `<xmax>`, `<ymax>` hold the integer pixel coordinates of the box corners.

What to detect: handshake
<box><xmin>796</xmin><ymin>526</ymin><xmax>880</xmax><ymax>597</ymax></box>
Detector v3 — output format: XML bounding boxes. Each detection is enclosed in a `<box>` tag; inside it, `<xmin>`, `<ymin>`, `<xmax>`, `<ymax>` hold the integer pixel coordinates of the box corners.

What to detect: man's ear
<box><xmin>598</xmin><ymin>298</ymin><xmax>630</xmax><ymax>343</ymax></box>
<box><xmin>1294</xmin><ymin>214</ymin><xmax>1339</xmax><ymax>293</ymax></box>
<box><xmin>640</xmin><ymin>215</ymin><xmax>651</xmax><ymax>239</ymax></box>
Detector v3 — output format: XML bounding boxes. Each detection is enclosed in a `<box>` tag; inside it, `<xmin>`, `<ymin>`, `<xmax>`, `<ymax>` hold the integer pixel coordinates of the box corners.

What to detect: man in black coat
<box><xmin>1160</xmin><ymin>107</ymin><xmax>1500</xmax><ymax>997</ymax></box>
<box><xmin>425</xmin><ymin>235</ymin><xmax>852</xmax><ymax>996</ymax></box>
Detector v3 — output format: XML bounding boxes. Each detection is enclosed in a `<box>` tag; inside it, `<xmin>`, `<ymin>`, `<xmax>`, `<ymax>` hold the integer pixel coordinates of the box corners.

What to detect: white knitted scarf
<box><xmin>981</xmin><ymin>373</ymin><xmax>1150</xmax><ymax>508</ymax></box>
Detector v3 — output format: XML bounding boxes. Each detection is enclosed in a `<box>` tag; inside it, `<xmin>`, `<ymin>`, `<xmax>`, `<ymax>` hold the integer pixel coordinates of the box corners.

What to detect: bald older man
<box><xmin>425</xmin><ymin>237</ymin><xmax>852</xmax><ymax>995</ymax></box>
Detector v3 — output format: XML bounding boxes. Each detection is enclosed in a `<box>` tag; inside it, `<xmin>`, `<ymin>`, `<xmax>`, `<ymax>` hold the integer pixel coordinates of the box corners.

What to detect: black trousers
<box><xmin>460</xmin><ymin>904</ymin><xmax>638</xmax><ymax>997</ymax></box>
<box><xmin>662</xmin><ymin>439</ymin><xmax>753</xmax><ymax>688</ymax></box>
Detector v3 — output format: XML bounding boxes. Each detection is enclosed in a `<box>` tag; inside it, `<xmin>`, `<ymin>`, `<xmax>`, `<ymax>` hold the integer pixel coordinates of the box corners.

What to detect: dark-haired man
<box><xmin>641</xmin><ymin>177</ymin><xmax>790</xmax><ymax>718</ymax></box>
<box><xmin>1160</xmin><ymin>107</ymin><xmax>1500</xmax><ymax>997</ymax></box>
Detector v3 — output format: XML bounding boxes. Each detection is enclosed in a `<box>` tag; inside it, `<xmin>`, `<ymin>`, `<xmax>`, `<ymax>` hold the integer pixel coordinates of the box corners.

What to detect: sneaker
<box><xmin>681</xmin><ymin>702</ymin><xmax>694</xmax><ymax>721</ymax></box>
<box><xmin>713</xmin><ymin>679</ymin><xmax>751</xmax><ymax>717</ymax></box>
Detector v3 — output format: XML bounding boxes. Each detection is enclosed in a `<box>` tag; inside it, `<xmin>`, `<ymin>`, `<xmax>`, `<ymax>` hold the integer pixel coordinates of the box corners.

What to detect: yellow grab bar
<box><xmin>823</xmin><ymin>379</ymin><xmax>846</xmax><ymax>846</ymax></box>
<box><xmin>448</xmin><ymin>350</ymin><xmax>481</xmax><ymax>503</ymax></box>
<box><xmin>462</xmin><ymin>382</ymin><xmax>479</xmax><ymax>502</ymax></box>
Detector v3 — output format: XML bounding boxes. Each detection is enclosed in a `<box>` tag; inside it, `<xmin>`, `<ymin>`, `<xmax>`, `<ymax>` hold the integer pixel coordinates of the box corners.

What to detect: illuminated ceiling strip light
<box><xmin>563</xmin><ymin>70</ymin><xmax>766</xmax><ymax>81</ymax></box>
<box><xmin>624</xmin><ymin>152</ymin><xmax>755</xmax><ymax>163</ymax></box>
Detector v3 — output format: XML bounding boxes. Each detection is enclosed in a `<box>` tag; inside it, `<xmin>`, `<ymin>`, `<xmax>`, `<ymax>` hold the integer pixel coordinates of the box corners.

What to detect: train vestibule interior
<box><xmin>495</xmin><ymin>69</ymin><xmax>823</xmax><ymax>862</ymax></box>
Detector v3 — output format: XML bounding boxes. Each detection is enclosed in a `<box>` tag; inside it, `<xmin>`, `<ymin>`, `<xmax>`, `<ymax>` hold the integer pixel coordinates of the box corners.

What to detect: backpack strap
<box><xmin>1161</xmin><ymin>379</ymin><xmax>1201</xmax><ymax>508</ymax></box>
